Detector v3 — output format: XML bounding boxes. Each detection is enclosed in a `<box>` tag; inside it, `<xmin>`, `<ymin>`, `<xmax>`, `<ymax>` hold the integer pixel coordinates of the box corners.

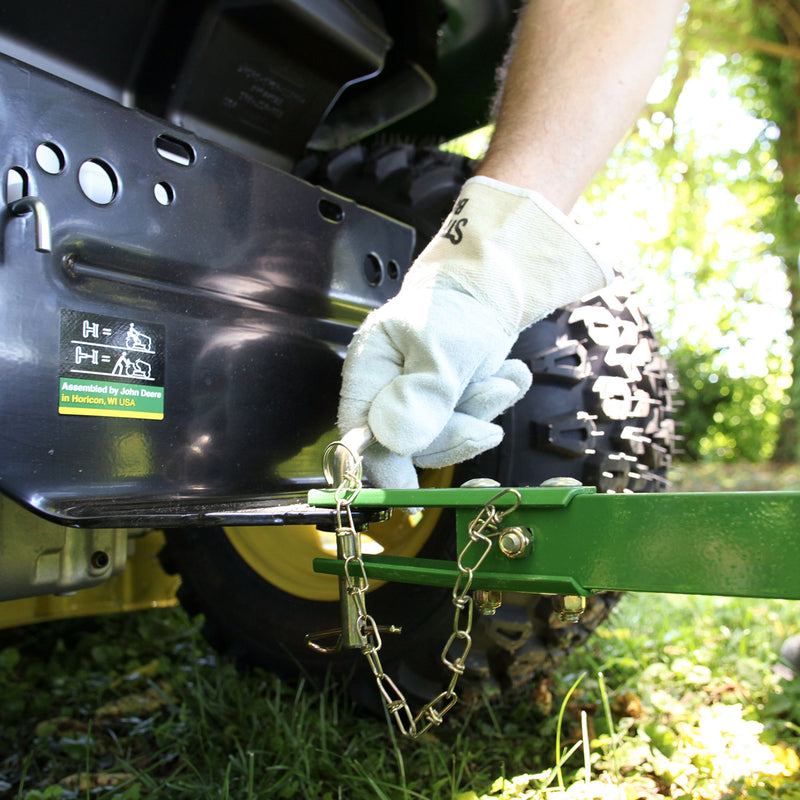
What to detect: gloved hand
<box><xmin>338</xmin><ymin>175</ymin><xmax>614</xmax><ymax>489</ymax></box>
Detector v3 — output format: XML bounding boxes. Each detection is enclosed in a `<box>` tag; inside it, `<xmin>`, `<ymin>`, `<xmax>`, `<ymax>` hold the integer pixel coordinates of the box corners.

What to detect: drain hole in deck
<box><xmin>364</xmin><ymin>253</ymin><xmax>383</xmax><ymax>286</ymax></box>
<box><xmin>318</xmin><ymin>198</ymin><xmax>344</xmax><ymax>223</ymax></box>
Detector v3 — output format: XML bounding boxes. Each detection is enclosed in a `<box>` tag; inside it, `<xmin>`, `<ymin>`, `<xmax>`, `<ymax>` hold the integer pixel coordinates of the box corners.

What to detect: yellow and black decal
<box><xmin>58</xmin><ymin>310</ymin><xmax>165</xmax><ymax>420</ymax></box>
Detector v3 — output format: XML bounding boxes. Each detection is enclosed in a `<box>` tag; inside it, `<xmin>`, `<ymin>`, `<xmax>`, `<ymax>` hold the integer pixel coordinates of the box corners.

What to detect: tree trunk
<box><xmin>760</xmin><ymin>1</ymin><xmax>800</xmax><ymax>462</ymax></box>
<box><xmin>773</xmin><ymin>278</ymin><xmax>800</xmax><ymax>462</ymax></box>
<box><xmin>769</xmin><ymin>59</ymin><xmax>800</xmax><ymax>462</ymax></box>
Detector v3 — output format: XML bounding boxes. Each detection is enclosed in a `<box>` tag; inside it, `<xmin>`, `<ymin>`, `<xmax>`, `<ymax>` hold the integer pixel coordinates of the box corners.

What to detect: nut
<box><xmin>555</xmin><ymin>595</ymin><xmax>586</xmax><ymax>623</ymax></box>
<box><xmin>498</xmin><ymin>527</ymin><xmax>532</xmax><ymax>558</ymax></box>
<box><xmin>474</xmin><ymin>590</ymin><xmax>503</xmax><ymax>616</ymax></box>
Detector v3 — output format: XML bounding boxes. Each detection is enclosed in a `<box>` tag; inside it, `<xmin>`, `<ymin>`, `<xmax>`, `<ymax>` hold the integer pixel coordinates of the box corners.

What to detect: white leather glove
<box><xmin>338</xmin><ymin>175</ymin><xmax>614</xmax><ymax>489</ymax></box>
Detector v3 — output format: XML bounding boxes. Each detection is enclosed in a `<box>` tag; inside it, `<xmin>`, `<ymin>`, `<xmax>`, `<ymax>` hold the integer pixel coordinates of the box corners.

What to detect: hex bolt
<box><xmin>474</xmin><ymin>590</ymin><xmax>503</xmax><ymax>616</ymax></box>
<box><xmin>498</xmin><ymin>526</ymin><xmax>533</xmax><ymax>558</ymax></box>
<box><xmin>541</xmin><ymin>478</ymin><xmax>586</xmax><ymax>622</ymax></box>
<box><xmin>555</xmin><ymin>595</ymin><xmax>586</xmax><ymax>623</ymax></box>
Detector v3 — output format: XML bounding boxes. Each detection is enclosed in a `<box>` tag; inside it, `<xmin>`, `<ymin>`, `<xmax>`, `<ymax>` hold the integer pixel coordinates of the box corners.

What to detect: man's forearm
<box><xmin>478</xmin><ymin>0</ymin><xmax>684</xmax><ymax>212</ymax></box>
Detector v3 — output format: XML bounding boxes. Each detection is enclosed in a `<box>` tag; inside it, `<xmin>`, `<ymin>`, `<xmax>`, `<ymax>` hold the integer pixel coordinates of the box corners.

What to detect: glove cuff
<box><xmin>404</xmin><ymin>175</ymin><xmax>614</xmax><ymax>334</ymax></box>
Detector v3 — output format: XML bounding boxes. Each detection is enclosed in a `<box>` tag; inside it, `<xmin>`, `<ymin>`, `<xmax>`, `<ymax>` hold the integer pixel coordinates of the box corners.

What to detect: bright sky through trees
<box><xmin>446</xmin><ymin>57</ymin><xmax>791</xmax><ymax>381</ymax></box>
<box><xmin>582</xmin><ymin>48</ymin><xmax>791</xmax><ymax>382</ymax></box>
<box><xmin>444</xmin><ymin>6</ymin><xmax>798</xmax><ymax>462</ymax></box>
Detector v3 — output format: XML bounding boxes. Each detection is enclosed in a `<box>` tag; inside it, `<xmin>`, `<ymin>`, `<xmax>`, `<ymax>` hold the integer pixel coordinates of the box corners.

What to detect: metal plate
<box><xmin>0</xmin><ymin>54</ymin><xmax>414</xmax><ymax>526</ymax></box>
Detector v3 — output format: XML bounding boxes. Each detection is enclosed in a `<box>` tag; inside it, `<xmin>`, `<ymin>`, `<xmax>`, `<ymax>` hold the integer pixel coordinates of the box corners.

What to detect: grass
<box><xmin>1</xmin><ymin>594</ymin><xmax>797</xmax><ymax>799</ymax></box>
<box><xmin>1</xmin><ymin>465</ymin><xmax>799</xmax><ymax>799</ymax></box>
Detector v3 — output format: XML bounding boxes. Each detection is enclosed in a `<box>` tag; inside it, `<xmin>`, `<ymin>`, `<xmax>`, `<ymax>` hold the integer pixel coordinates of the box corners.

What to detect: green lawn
<box><xmin>1</xmin><ymin>592</ymin><xmax>797</xmax><ymax>799</ymax></box>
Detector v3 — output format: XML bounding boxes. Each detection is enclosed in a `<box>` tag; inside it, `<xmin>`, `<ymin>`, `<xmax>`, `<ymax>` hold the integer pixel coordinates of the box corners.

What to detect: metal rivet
<box><xmin>540</xmin><ymin>477</ymin><xmax>583</xmax><ymax>487</ymax></box>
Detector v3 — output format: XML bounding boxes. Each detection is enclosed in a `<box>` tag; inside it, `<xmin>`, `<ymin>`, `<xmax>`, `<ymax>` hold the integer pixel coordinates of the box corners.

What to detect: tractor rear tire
<box><xmin>160</xmin><ymin>143</ymin><xmax>677</xmax><ymax>702</ymax></box>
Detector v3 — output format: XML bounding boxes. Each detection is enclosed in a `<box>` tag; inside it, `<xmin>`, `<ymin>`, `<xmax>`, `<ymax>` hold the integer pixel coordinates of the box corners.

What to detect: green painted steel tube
<box><xmin>309</xmin><ymin>488</ymin><xmax>800</xmax><ymax>600</ymax></box>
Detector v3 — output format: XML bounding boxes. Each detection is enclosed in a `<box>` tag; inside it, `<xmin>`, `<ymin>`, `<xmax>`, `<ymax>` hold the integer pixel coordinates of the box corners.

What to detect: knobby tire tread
<box><xmin>161</xmin><ymin>143</ymin><xmax>678</xmax><ymax>702</ymax></box>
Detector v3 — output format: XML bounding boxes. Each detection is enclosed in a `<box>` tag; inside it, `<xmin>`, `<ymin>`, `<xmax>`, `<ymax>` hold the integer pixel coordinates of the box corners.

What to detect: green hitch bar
<box><xmin>308</xmin><ymin>486</ymin><xmax>800</xmax><ymax>601</ymax></box>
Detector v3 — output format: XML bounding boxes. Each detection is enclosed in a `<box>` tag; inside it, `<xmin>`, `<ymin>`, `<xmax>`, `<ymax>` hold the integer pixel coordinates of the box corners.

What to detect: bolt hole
<box><xmin>35</xmin><ymin>142</ymin><xmax>66</xmax><ymax>175</ymax></box>
<box><xmin>154</xmin><ymin>181</ymin><xmax>175</xmax><ymax>206</ymax></box>
<box><xmin>90</xmin><ymin>550</ymin><xmax>110</xmax><ymax>570</ymax></box>
<box><xmin>155</xmin><ymin>134</ymin><xmax>195</xmax><ymax>167</ymax></box>
<box><xmin>78</xmin><ymin>159</ymin><xmax>118</xmax><ymax>205</ymax></box>
<box><xmin>364</xmin><ymin>253</ymin><xmax>383</xmax><ymax>286</ymax></box>
<box><xmin>5</xmin><ymin>167</ymin><xmax>29</xmax><ymax>203</ymax></box>
<box><xmin>386</xmin><ymin>259</ymin><xmax>400</xmax><ymax>281</ymax></box>
<box><xmin>318</xmin><ymin>198</ymin><xmax>344</xmax><ymax>223</ymax></box>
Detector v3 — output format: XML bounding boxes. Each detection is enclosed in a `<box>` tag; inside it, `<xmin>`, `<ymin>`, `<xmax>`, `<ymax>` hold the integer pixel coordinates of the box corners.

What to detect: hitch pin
<box><xmin>8</xmin><ymin>196</ymin><xmax>52</xmax><ymax>253</ymax></box>
<box><xmin>315</xmin><ymin>427</ymin><xmax>378</xmax><ymax>651</ymax></box>
<box><xmin>322</xmin><ymin>426</ymin><xmax>375</xmax><ymax>489</ymax></box>
<box><xmin>305</xmin><ymin>624</ymin><xmax>402</xmax><ymax>655</ymax></box>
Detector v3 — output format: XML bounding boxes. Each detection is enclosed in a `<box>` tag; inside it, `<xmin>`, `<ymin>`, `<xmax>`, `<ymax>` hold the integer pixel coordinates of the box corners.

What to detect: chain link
<box><xmin>322</xmin><ymin>441</ymin><xmax>521</xmax><ymax>738</ymax></box>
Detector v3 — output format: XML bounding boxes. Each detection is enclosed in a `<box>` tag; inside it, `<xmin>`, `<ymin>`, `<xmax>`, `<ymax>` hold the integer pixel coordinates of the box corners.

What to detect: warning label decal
<box><xmin>59</xmin><ymin>310</ymin><xmax>165</xmax><ymax>419</ymax></box>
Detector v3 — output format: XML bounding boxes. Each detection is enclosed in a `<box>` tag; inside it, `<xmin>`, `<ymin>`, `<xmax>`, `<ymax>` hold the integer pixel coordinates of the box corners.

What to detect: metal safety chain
<box><xmin>318</xmin><ymin>440</ymin><xmax>521</xmax><ymax>739</ymax></box>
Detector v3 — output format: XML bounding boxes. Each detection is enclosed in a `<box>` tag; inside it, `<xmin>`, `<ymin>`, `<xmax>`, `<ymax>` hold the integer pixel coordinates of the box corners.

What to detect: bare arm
<box><xmin>478</xmin><ymin>0</ymin><xmax>684</xmax><ymax>212</ymax></box>
<box><xmin>337</xmin><ymin>2</ymin><xmax>684</xmax><ymax>488</ymax></box>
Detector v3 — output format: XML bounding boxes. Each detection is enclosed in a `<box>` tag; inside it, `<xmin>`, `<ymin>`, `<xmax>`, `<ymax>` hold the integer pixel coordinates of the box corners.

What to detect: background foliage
<box><xmin>447</xmin><ymin>0</ymin><xmax>800</xmax><ymax>465</ymax></box>
<box><xmin>580</xmin><ymin>0</ymin><xmax>800</xmax><ymax>465</ymax></box>
<box><xmin>670</xmin><ymin>345</ymin><xmax>787</xmax><ymax>460</ymax></box>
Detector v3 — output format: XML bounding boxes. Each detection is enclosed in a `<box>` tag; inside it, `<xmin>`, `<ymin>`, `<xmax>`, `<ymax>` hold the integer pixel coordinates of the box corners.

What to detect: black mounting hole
<box><xmin>90</xmin><ymin>550</ymin><xmax>110</xmax><ymax>570</ymax></box>
<box><xmin>5</xmin><ymin>167</ymin><xmax>28</xmax><ymax>203</ymax></box>
<box><xmin>155</xmin><ymin>134</ymin><xmax>196</xmax><ymax>167</ymax></box>
<box><xmin>154</xmin><ymin>181</ymin><xmax>175</xmax><ymax>206</ymax></box>
<box><xmin>364</xmin><ymin>253</ymin><xmax>383</xmax><ymax>286</ymax></box>
<box><xmin>318</xmin><ymin>198</ymin><xmax>344</xmax><ymax>223</ymax></box>
<box><xmin>78</xmin><ymin>159</ymin><xmax>118</xmax><ymax>205</ymax></box>
<box><xmin>35</xmin><ymin>142</ymin><xmax>66</xmax><ymax>175</ymax></box>
<box><xmin>387</xmin><ymin>259</ymin><xmax>400</xmax><ymax>281</ymax></box>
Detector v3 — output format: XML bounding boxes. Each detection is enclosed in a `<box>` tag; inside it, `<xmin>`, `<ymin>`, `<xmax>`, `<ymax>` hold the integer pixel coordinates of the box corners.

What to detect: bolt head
<box><xmin>460</xmin><ymin>478</ymin><xmax>501</xmax><ymax>488</ymax></box>
<box><xmin>498</xmin><ymin>527</ymin><xmax>532</xmax><ymax>558</ymax></box>
<box><xmin>540</xmin><ymin>477</ymin><xmax>583</xmax><ymax>487</ymax></box>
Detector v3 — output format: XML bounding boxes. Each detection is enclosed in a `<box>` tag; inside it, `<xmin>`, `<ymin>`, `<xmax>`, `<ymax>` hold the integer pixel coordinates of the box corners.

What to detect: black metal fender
<box><xmin>0</xmin><ymin>54</ymin><xmax>414</xmax><ymax>526</ymax></box>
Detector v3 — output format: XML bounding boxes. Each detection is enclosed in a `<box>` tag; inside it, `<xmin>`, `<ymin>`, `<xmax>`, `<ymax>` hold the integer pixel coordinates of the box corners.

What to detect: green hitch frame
<box><xmin>308</xmin><ymin>486</ymin><xmax>800</xmax><ymax>601</ymax></box>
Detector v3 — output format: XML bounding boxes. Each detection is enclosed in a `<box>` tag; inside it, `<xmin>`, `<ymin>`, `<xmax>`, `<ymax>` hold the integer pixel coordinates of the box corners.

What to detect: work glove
<box><xmin>338</xmin><ymin>175</ymin><xmax>614</xmax><ymax>489</ymax></box>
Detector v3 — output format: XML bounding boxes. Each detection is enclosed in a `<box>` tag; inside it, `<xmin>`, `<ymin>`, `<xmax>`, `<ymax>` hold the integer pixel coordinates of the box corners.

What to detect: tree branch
<box><xmin>743</xmin><ymin>34</ymin><xmax>800</xmax><ymax>60</ymax></box>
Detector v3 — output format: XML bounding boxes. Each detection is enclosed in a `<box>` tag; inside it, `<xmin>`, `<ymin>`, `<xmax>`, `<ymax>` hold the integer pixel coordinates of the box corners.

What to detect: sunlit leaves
<box><xmin>582</xmin><ymin>0</ymin><xmax>800</xmax><ymax>461</ymax></box>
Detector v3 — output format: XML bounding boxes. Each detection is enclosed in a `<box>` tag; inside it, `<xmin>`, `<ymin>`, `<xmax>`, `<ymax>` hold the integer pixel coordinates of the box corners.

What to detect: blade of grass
<box><xmin>84</xmin><ymin>720</ymin><xmax>92</xmax><ymax>800</ymax></box>
<box><xmin>382</xmin><ymin>699</ymin><xmax>408</xmax><ymax>793</ymax></box>
<box><xmin>556</xmin><ymin>671</ymin><xmax>586</xmax><ymax>789</ymax></box>
<box><xmin>15</xmin><ymin>753</ymin><xmax>31</xmax><ymax>800</ymax></box>
<box><xmin>597</xmin><ymin>671</ymin><xmax>620</xmax><ymax>790</ymax></box>
<box><xmin>581</xmin><ymin>710</ymin><xmax>591</xmax><ymax>785</ymax></box>
<box><xmin>540</xmin><ymin>739</ymin><xmax>584</xmax><ymax>792</ymax></box>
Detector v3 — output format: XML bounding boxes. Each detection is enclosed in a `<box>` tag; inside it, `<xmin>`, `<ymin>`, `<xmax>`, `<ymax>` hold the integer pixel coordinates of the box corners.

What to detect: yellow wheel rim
<box><xmin>225</xmin><ymin>468</ymin><xmax>453</xmax><ymax>601</ymax></box>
